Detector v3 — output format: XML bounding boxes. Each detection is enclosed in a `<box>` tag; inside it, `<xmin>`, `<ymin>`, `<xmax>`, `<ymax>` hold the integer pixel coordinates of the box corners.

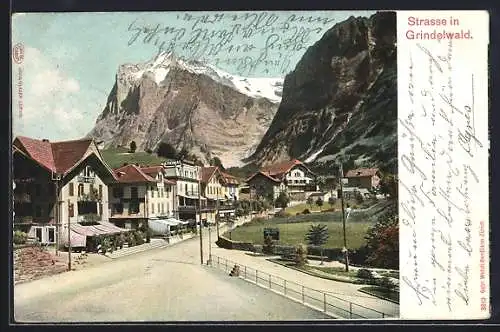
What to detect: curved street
<box><xmin>14</xmin><ymin>226</ymin><xmax>398</xmax><ymax>322</ymax></box>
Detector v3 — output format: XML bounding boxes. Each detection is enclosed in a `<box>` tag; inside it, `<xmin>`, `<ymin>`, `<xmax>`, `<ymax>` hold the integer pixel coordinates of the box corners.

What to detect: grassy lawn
<box><xmin>358</xmin><ymin>286</ymin><xmax>399</xmax><ymax>304</ymax></box>
<box><xmin>227</xmin><ymin>219</ymin><xmax>372</xmax><ymax>249</ymax></box>
<box><xmin>101</xmin><ymin>147</ymin><xmax>172</xmax><ymax>169</ymax></box>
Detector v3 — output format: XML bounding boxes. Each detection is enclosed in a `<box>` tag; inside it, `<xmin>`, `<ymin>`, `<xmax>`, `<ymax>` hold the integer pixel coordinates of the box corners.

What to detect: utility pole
<box><xmin>198</xmin><ymin>166</ymin><xmax>203</xmax><ymax>265</ymax></box>
<box><xmin>55</xmin><ymin>179</ymin><xmax>59</xmax><ymax>256</ymax></box>
<box><xmin>216</xmin><ymin>188</ymin><xmax>220</xmax><ymax>238</ymax></box>
<box><xmin>67</xmin><ymin>199</ymin><xmax>72</xmax><ymax>271</ymax></box>
<box><xmin>339</xmin><ymin>163</ymin><xmax>349</xmax><ymax>272</ymax></box>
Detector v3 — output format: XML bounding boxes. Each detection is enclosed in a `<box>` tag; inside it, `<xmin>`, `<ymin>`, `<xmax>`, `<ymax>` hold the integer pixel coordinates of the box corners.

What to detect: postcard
<box><xmin>10</xmin><ymin>10</ymin><xmax>489</xmax><ymax>322</ymax></box>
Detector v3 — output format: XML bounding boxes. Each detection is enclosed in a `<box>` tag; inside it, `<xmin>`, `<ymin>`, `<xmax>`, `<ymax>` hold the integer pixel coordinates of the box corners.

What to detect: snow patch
<box><xmin>123</xmin><ymin>51</ymin><xmax>284</xmax><ymax>103</ymax></box>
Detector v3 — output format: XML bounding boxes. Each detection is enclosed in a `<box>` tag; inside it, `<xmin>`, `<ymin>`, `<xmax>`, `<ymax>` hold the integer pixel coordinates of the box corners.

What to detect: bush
<box><xmin>378</xmin><ymin>276</ymin><xmax>397</xmax><ymax>292</ymax></box>
<box><xmin>357</xmin><ymin>268</ymin><xmax>374</xmax><ymax>279</ymax></box>
<box><xmin>135</xmin><ymin>231</ymin><xmax>145</xmax><ymax>245</ymax></box>
<box><xmin>13</xmin><ymin>231</ymin><xmax>28</xmax><ymax>245</ymax></box>
<box><xmin>275</xmin><ymin>210</ymin><xmax>290</xmax><ymax>218</ymax></box>
<box><xmin>127</xmin><ymin>232</ymin><xmax>137</xmax><ymax>247</ymax></box>
<box><xmin>262</xmin><ymin>235</ymin><xmax>274</xmax><ymax>255</ymax></box>
<box><xmin>302</xmin><ymin>208</ymin><xmax>311</xmax><ymax>214</ymax></box>
<box><xmin>294</xmin><ymin>244</ymin><xmax>308</xmax><ymax>267</ymax></box>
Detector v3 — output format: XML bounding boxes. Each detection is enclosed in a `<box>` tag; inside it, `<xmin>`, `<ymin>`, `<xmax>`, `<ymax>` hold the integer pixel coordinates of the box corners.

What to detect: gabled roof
<box><xmin>220</xmin><ymin>171</ymin><xmax>240</xmax><ymax>185</ymax></box>
<box><xmin>140</xmin><ymin>165</ymin><xmax>176</xmax><ymax>185</ymax></box>
<box><xmin>260</xmin><ymin>159</ymin><xmax>303</xmax><ymax>177</ymax></box>
<box><xmin>345</xmin><ymin>168</ymin><xmax>380</xmax><ymax>178</ymax></box>
<box><xmin>13</xmin><ymin>136</ymin><xmax>113</xmax><ymax>177</ymax></box>
<box><xmin>113</xmin><ymin>164</ymin><xmax>157</xmax><ymax>184</ymax></box>
<box><xmin>245</xmin><ymin>171</ymin><xmax>281</xmax><ymax>184</ymax></box>
<box><xmin>201</xmin><ymin>166</ymin><xmax>220</xmax><ymax>184</ymax></box>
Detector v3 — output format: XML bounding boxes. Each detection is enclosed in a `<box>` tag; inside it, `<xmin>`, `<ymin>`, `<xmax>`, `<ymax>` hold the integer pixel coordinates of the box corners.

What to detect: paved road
<box><xmin>14</xmin><ymin>233</ymin><xmax>330</xmax><ymax>322</ymax></box>
<box><xmin>211</xmin><ymin>224</ymin><xmax>399</xmax><ymax>318</ymax></box>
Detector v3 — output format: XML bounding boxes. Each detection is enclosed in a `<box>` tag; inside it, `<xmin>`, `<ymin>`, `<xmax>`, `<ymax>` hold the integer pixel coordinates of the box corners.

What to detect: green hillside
<box><xmin>100</xmin><ymin>147</ymin><xmax>172</xmax><ymax>169</ymax></box>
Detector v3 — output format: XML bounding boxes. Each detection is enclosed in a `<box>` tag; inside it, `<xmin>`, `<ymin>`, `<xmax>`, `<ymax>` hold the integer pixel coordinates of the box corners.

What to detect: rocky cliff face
<box><xmin>88</xmin><ymin>53</ymin><xmax>282</xmax><ymax>167</ymax></box>
<box><xmin>247</xmin><ymin>11</ymin><xmax>397</xmax><ymax>173</ymax></box>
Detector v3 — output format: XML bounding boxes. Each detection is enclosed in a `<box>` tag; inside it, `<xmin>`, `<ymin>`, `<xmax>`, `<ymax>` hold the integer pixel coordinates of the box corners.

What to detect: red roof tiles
<box><xmin>113</xmin><ymin>164</ymin><xmax>157</xmax><ymax>183</ymax></box>
<box><xmin>140</xmin><ymin>165</ymin><xmax>176</xmax><ymax>185</ymax></box>
<box><xmin>260</xmin><ymin>159</ymin><xmax>303</xmax><ymax>177</ymax></box>
<box><xmin>345</xmin><ymin>168</ymin><xmax>379</xmax><ymax>178</ymax></box>
<box><xmin>13</xmin><ymin>136</ymin><xmax>97</xmax><ymax>175</ymax></box>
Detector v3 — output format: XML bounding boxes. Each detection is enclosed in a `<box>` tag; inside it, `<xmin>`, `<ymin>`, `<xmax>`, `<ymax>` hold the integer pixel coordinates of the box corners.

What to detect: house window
<box><xmin>129</xmin><ymin>201</ymin><xmax>139</xmax><ymax>214</ymax></box>
<box><xmin>151</xmin><ymin>203</ymin><xmax>155</xmax><ymax>214</ymax></box>
<box><xmin>166</xmin><ymin>188</ymin><xmax>170</xmax><ymax>198</ymax></box>
<box><xmin>157</xmin><ymin>203</ymin><xmax>160</xmax><ymax>214</ymax></box>
<box><xmin>161</xmin><ymin>203</ymin><xmax>164</xmax><ymax>214</ymax></box>
<box><xmin>151</xmin><ymin>188</ymin><xmax>155</xmax><ymax>198</ymax></box>
<box><xmin>113</xmin><ymin>187</ymin><xmax>124</xmax><ymax>198</ymax></box>
<box><xmin>89</xmin><ymin>184</ymin><xmax>94</xmax><ymax>196</ymax></box>
<box><xmin>78</xmin><ymin>184</ymin><xmax>84</xmax><ymax>196</ymax></box>
<box><xmin>113</xmin><ymin>203</ymin><xmax>123</xmax><ymax>214</ymax></box>
<box><xmin>69</xmin><ymin>183</ymin><xmax>74</xmax><ymax>196</ymax></box>
<box><xmin>185</xmin><ymin>183</ymin><xmax>188</xmax><ymax>194</ymax></box>
<box><xmin>98</xmin><ymin>185</ymin><xmax>102</xmax><ymax>199</ymax></box>
<box><xmin>166</xmin><ymin>202</ymin><xmax>170</xmax><ymax>214</ymax></box>
<box><xmin>130</xmin><ymin>187</ymin><xmax>138</xmax><ymax>199</ymax></box>
<box><xmin>191</xmin><ymin>184</ymin><xmax>194</xmax><ymax>194</ymax></box>
<box><xmin>35</xmin><ymin>184</ymin><xmax>41</xmax><ymax>197</ymax></box>
<box><xmin>99</xmin><ymin>203</ymin><xmax>103</xmax><ymax>216</ymax></box>
<box><xmin>69</xmin><ymin>203</ymin><xmax>74</xmax><ymax>217</ymax></box>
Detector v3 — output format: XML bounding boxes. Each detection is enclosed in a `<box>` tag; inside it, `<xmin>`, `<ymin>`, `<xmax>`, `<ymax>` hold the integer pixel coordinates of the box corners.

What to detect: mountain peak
<box><xmin>119</xmin><ymin>52</ymin><xmax>284</xmax><ymax>103</ymax></box>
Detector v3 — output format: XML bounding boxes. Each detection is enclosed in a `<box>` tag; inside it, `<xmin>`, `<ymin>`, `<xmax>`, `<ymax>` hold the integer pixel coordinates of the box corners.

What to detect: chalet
<box><xmin>344</xmin><ymin>168</ymin><xmax>381</xmax><ymax>190</ymax></box>
<box><xmin>220</xmin><ymin>171</ymin><xmax>240</xmax><ymax>201</ymax></box>
<box><xmin>12</xmin><ymin>136</ymin><xmax>117</xmax><ymax>246</ymax></box>
<box><xmin>246</xmin><ymin>159</ymin><xmax>318</xmax><ymax>202</ymax></box>
<box><xmin>109</xmin><ymin>164</ymin><xmax>177</xmax><ymax>230</ymax></box>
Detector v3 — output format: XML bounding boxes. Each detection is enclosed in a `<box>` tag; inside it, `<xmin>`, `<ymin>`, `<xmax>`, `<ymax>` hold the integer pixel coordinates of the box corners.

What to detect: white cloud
<box><xmin>13</xmin><ymin>46</ymin><xmax>86</xmax><ymax>139</ymax></box>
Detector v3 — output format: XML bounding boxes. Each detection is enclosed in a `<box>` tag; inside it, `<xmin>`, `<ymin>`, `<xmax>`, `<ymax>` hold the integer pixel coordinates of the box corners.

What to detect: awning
<box><xmin>64</xmin><ymin>231</ymin><xmax>87</xmax><ymax>247</ymax></box>
<box><xmin>70</xmin><ymin>222</ymin><xmax>130</xmax><ymax>237</ymax></box>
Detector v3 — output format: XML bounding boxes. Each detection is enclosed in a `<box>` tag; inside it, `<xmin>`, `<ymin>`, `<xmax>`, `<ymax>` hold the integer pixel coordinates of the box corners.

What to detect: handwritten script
<box><xmin>398</xmin><ymin>11</ymin><xmax>489</xmax><ymax>319</ymax></box>
<box><xmin>126</xmin><ymin>12</ymin><xmax>335</xmax><ymax>76</ymax></box>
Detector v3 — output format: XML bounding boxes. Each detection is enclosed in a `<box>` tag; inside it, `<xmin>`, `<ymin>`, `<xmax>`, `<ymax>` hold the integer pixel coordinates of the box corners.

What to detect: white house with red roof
<box><xmin>108</xmin><ymin>164</ymin><xmax>177</xmax><ymax>230</ymax></box>
<box><xmin>12</xmin><ymin>136</ymin><xmax>117</xmax><ymax>246</ymax></box>
<box><xmin>246</xmin><ymin>159</ymin><xmax>318</xmax><ymax>202</ymax></box>
<box><xmin>199</xmin><ymin>166</ymin><xmax>239</xmax><ymax>222</ymax></box>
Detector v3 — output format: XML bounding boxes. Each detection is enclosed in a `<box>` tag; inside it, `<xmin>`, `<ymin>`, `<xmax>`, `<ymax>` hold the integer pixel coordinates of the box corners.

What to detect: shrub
<box><xmin>13</xmin><ymin>231</ymin><xmax>28</xmax><ymax>245</ymax></box>
<box><xmin>378</xmin><ymin>276</ymin><xmax>397</xmax><ymax>292</ymax></box>
<box><xmin>135</xmin><ymin>231</ymin><xmax>145</xmax><ymax>245</ymax></box>
<box><xmin>302</xmin><ymin>208</ymin><xmax>311</xmax><ymax>214</ymax></box>
<box><xmin>275</xmin><ymin>210</ymin><xmax>290</xmax><ymax>218</ymax></box>
<box><xmin>357</xmin><ymin>268</ymin><xmax>374</xmax><ymax>280</ymax></box>
<box><xmin>262</xmin><ymin>235</ymin><xmax>274</xmax><ymax>255</ymax></box>
<box><xmin>127</xmin><ymin>232</ymin><xmax>137</xmax><ymax>247</ymax></box>
<box><xmin>101</xmin><ymin>237</ymin><xmax>112</xmax><ymax>254</ymax></box>
<box><xmin>294</xmin><ymin>244</ymin><xmax>308</xmax><ymax>267</ymax></box>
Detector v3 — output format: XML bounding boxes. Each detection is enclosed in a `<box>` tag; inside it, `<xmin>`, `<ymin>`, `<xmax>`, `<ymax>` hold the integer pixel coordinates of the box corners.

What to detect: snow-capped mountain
<box><xmin>122</xmin><ymin>51</ymin><xmax>283</xmax><ymax>103</ymax></box>
<box><xmin>88</xmin><ymin>52</ymin><xmax>282</xmax><ymax>167</ymax></box>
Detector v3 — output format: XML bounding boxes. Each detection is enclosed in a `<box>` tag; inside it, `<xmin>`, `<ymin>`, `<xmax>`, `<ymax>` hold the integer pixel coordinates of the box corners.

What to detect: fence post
<box><xmin>302</xmin><ymin>285</ymin><xmax>305</xmax><ymax>303</ymax></box>
<box><xmin>217</xmin><ymin>256</ymin><xmax>219</xmax><ymax>268</ymax></box>
<box><xmin>323</xmin><ymin>293</ymin><xmax>326</xmax><ymax>312</ymax></box>
<box><xmin>284</xmin><ymin>280</ymin><xmax>287</xmax><ymax>295</ymax></box>
<box><xmin>350</xmin><ymin>303</ymin><xmax>353</xmax><ymax>319</ymax></box>
<box><xmin>256</xmin><ymin>270</ymin><xmax>258</xmax><ymax>284</ymax></box>
<box><xmin>225</xmin><ymin>258</ymin><xmax>228</xmax><ymax>272</ymax></box>
<box><xmin>244</xmin><ymin>266</ymin><xmax>247</xmax><ymax>279</ymax></box>
<box><xmin>269</xmin><ymin>275</ymin><xmax>272</xmax><ymax>289</ymax></box>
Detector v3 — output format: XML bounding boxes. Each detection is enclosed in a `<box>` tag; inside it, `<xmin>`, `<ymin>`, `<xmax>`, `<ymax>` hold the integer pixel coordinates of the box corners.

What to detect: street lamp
<box><xmin>207</xmin><ymin>221</ymin><xmax>212</xmax><ymax>265</ymax></box>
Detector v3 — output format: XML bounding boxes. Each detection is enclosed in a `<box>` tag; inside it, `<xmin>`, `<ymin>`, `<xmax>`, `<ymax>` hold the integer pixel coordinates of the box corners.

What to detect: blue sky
<box><xmin>11</xmin><ymin>11</ymin><xmax>375</xmax><ymax>141</ymax></box>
